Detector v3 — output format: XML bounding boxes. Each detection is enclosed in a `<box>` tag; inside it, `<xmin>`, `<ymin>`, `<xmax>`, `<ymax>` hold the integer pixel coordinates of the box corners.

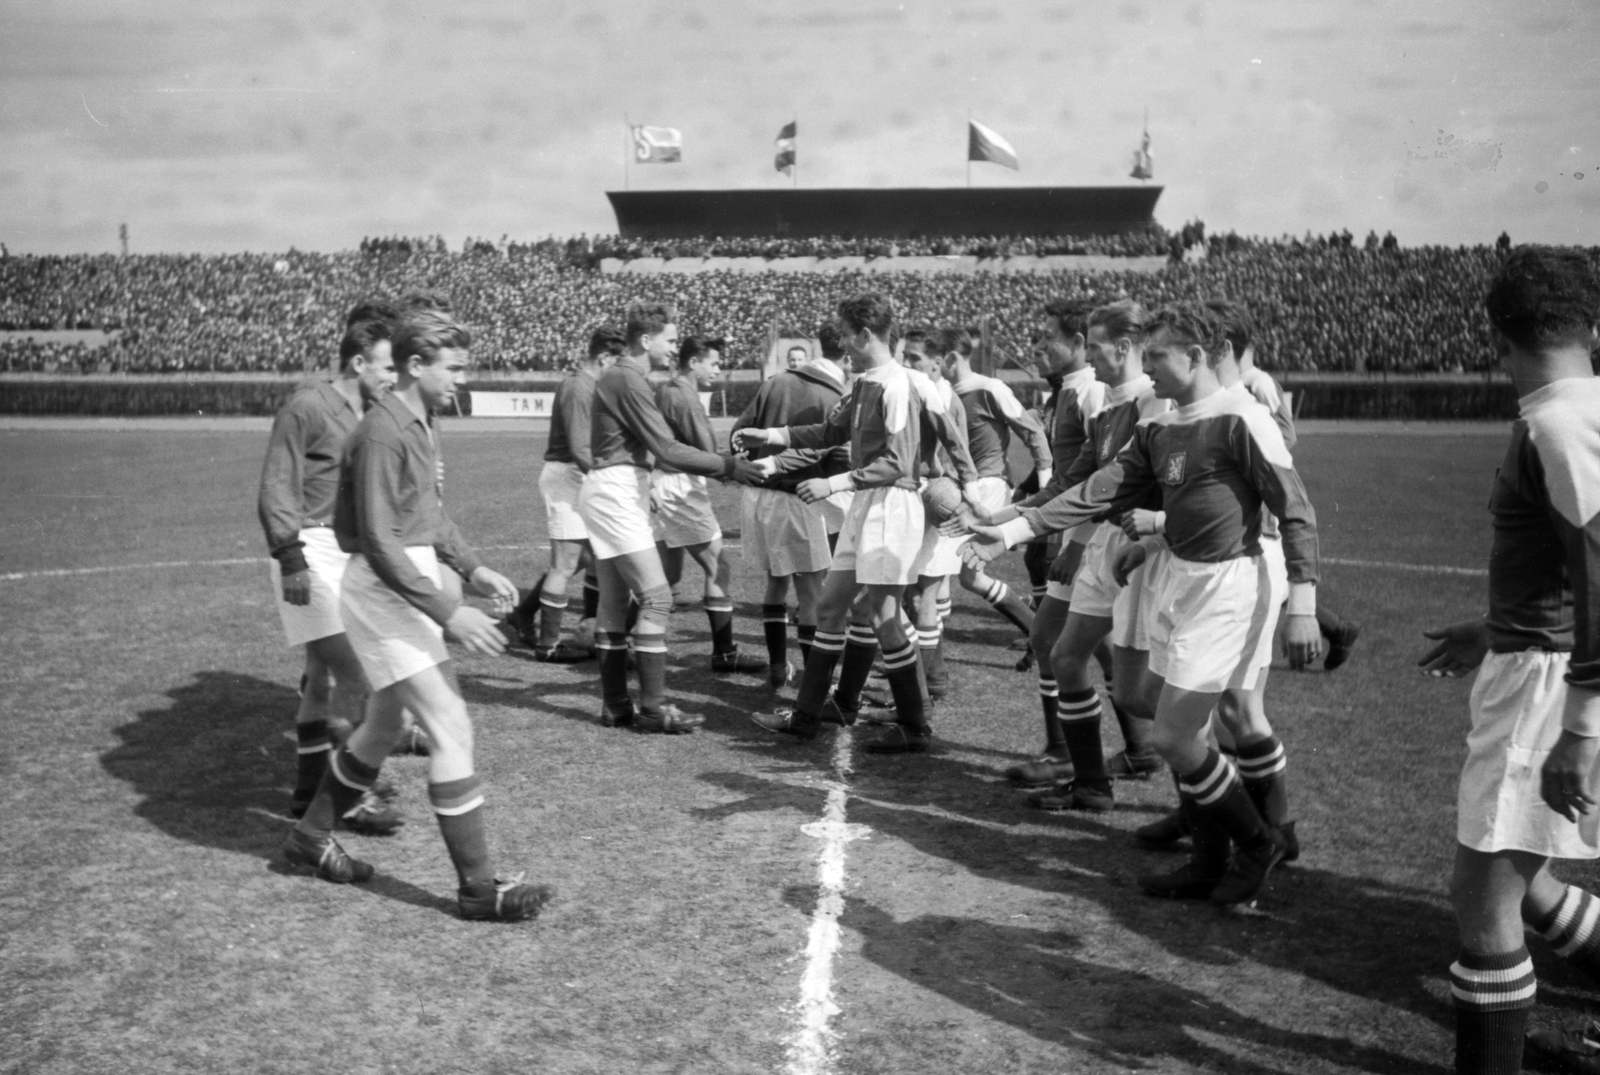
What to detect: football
<box><xmin>921</xmin><ymin>476</ymin><xmax>964</xmax><ymax>522</ymax></box>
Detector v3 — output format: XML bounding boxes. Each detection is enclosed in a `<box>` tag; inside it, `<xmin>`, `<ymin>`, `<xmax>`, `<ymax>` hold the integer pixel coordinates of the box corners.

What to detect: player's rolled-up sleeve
<box><xmin>622</xmin><ymin>375</ymin><xmax>733</xmax><ymax>478</ymax></box>
<box><xmin>258</xmin><ymin>408</ymin><xmax>310</xmax><ymax>575</ymax></box>
<box><xmin>353</xmin><ymin>440</ymin><xmax>460</xmax><ymax>625</ymax></box>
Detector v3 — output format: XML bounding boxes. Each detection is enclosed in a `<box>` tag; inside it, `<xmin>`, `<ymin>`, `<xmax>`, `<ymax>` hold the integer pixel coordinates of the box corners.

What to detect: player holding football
<box><xmin>652</xmin><ymin>334</ymin><xmax>766</xmax><ymax>674</ymax></box>
<box><xmin>258</xmin><ymin>308</ymin><xmax>406</xmax><ymax>834</ymax></box>
<box><xmin>731</xmin><ymin>321</ymin><xmax>852</xmax><ymax>688</ymax></box>
<box><xmin>578</xmin><ymin>303</ymin><xmax>764</xmax><ymax>733</ymax></box>
<box><xmin>282</xmin><ymin>310</ymin><xmax>552</xmax><ymax>922</ymax></box>
<box><xmin>739</xmin><ymin>292</ymin><xmax>979</xmax><ymax>753</ymax></box>
<box><xmin>963</xmin><ymin>302</ymin><xmax>1320</xmax><ymax>905</ymax></box>
<box><xmin>506</xmin><ymin>326</ymin><xmax>624</xmax><ymax>660</ymax></box>
<box><xmin>1415</xmin><ymin>248</ymin><xmax>1600</xmax><ymax>1075</ymax></box>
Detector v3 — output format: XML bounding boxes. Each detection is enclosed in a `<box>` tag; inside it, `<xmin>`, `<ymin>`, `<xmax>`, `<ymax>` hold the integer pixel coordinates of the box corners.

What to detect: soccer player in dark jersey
<box><xmin>283</xmin><ymin>310</ymin><xmax>551</xmax><ymax>921</ymax></box>
<box><xmin>258</xmin><ymin>312</ymin><xmax>405</xmax><ymax>833</ymax></box>
<box><xmin>578</xmin><ymin>303</ymin><xmax>763</xmax><ymax>733</ymax></box>
<box><xmin>964</xmin><ymin>302</ymin><xmax>1321</xmax><ymax>906</ymax></box>
<box><xmin>652</xmin><ymin>334</ymin><xmax>766</xmax><ymax>673</ymax></box>
<box><xmin>1415</xmin><ymin>248</ymin><xmax>1600</xmax><ymax>1075</ymax></box>
<box><xmin>506</xmin><ymin>326</ymin><xmax>624</xmax><ymax>660</ymax></box>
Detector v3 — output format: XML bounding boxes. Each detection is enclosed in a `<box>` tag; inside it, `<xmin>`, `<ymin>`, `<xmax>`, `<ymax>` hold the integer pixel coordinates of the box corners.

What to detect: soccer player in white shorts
<box><xmin>283</xmin><ymin>309</ymin><xmax>552</xmax><ymax>923</ymax></box>
<box><xmin>258</xmin><ymin>309</ymin><xmax>404</xmax><ymax>832</ymax></box>
<box><xmin>965</xmin><ymin>302</ymin><xmax>1321</xmax><ymax>907</ymax></box>
<box><xmin>1414</xmin><ymin>249</ymin><xmax>1600</xmax><ymax>1075</ymax></box>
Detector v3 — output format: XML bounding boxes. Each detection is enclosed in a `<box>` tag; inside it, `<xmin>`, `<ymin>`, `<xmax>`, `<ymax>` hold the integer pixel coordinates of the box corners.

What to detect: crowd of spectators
<box><xmin>0</xmin><ymin>230</ymin><xmax>1556</xmax><ymax>375</ymax></box>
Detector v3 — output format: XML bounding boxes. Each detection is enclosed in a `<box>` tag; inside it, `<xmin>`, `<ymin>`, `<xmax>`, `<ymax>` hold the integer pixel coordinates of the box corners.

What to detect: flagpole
<box><xmin>623</xmin><ymin>113</ymin><xmax>630</xmax><ymax>191</ymax></box>
<box><xmin>792</xmin><ymin>115</ymin><xmax>798</xmax><ymax>189</ymax></box>
<box><xmin>965</xmin><ymin>108</ymin><xmax>972</xmax><ymax>188</ymax></box>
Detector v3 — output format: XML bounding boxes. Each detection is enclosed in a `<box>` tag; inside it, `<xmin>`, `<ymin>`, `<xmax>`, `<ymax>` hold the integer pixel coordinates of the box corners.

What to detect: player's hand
<box><xmin>731</xmin><ymin>427</ymin><xmax>774</xmax><ymax>452</ymax></box>
<box><xmin>938</xmin><ymin>507</ymin><xmax>976</xmax><ymax>538</ymax></box>
<box><xmin>1111</xmin><ymin>543</ymin><xmax>1146</xmax><ymax>586</ymax></box>
<box><xmin>960</xmin><ymin>526</ymin><xmax>1006</xmax><ymax>569</ymax></box>
<box><xmin>468</xmin><ymin>566</ymin><xmax>518</xmax><ymax>617</ymax></box>
<box><xmin>280</xmin><ymin>569</ymin><xmax>313</xmax><ymax>606</ymax></box>
<box><xmin>1418</xmin><ymin>618</ymin><xmax>1490</xmax><ymax>678</ymax></box>
<box><xmin>752</xmin><ymin>456</ymin><xmax>778</xmax><ymax>478</ymax></box>
<box><xmin>726</xmin><ymin>456</ymin><xmax>768</xmax><ymax>486</ymax></box>
<box><xmin>445</xmin><ymin>604</ymin><xmax>509</xmax><ymax>656</ymax></box>
<box><xmin>1120</xmin><ymin>508</ymin><xmax>1164</xmax><ymax>541</ymax></box>
<box><xmin>795</xmin><ymin>478</ymin><xmax>830</xmax><ymax>504</ymax></box>
<box><xmin>1282</xmin><ymin>613</ymin><xmax>1321</xmax><ymax>670</ymax></box>
<box><xmin>1542</xmin><ymin>731</ymin><xmax>1600</xmax><ymax>822</ymax></box>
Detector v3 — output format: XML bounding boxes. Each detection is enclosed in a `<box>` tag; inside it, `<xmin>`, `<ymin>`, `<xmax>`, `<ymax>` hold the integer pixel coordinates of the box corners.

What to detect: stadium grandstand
<box><xmin>0</xmin><ymin>226</ymin><xmax>1537</xmax><ymax>376</ymax></box>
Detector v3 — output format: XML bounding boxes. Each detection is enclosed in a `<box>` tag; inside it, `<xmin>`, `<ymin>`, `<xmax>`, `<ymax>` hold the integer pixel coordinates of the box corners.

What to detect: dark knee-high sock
<box><xmin>634</xmin><ymin>634</ymin><xmax>668</xmax><ymax>715</ymax></box>
<box><xmin>980</xmin><ymin>578</ymin><xmax>1034</xmax><ymax>634</ymax></box>
<box><xmin>1110</xmin><ymin>697</ymin><xmax>1153</xmax><ymax>756</ymax></box>
<box><xmin>762</xmin><ymin>603</ymin><xmax>788</xmax><ymax>668</ymax></box>
<box><xmin>1451</xmin><ymin>947</ymin><xmax>1533</xmax><ymax>1075</ymax></box>
<box><xmin>582</xmin><ymin>574</ymin><xmax>600</xmax><ymax>620</ymax></box>
<box><xmin>1024</xmin><ymin>539</ymin><xmax>1049</xmax><ymax>607</ymax></box>
<box><xmin>936</xmin><ymin>594</ymin><xmax>953</xmax><ymax>628</ymax></box>
<box><xmin>300</xmin><ymin>745</ymin><xmax>379</xmax><ymax>837</ymax></box>
<box><xmin>706</xmin><ymin>597</ymin><xmax>736</xmax><ymax>656</ymax></box>
<box><xmin>882</xmin><ymin>639</ymin><xmax>928</xmax><ymax>730</ymax></box>
<box><xmin>918</xmin><ymin>625</ymin><xmax>947</xmax><ymax>697</ymax></box>
<box><xmin>1058</xmin><ymin>687</ymin><xmax>1107</xmax><ymax>789</ymax></box>
<box><xmin>833</xmin><ymin>625</ymin><xmax>879</xmax><ymax>712</ymax></box>
<box><xmin>293</xmin><ymin>719</ymin><xmax>333</xmax><ymax>809</ymax></box>
<box><xmin>1179</xmin><ymin>784</ymin><xmax>1232</xmax><ymax>872</ymax></box>
<box><xmin>797</xmin><ymin>624</ymin><xmax>816</xmax><ymax>663</ymax></box>
<box><xmin>430</xmin><ymin>775</ymin><xmax>494</xmax><ymax>890</ymax></box>
<box><xmin>1037</xmin><ymin>670</ymin><xmax>1065</xmax><ymax>751</ymax></box>
<box><xmin>794</xmin><ymin>629</ymin><xmax>846</xmax><ymax>720</ymax></box>
<box><xmin>512</xmin><ymin>572</ymin><xmax>547</xmax><ymax>624</ymax></box>
<box><xmin>537</xmin><ymin>592</ymin><xmax>568</xmax><ymax>650</ymax></box>
<box><xmin>1179</xmin><ymin>748</ymin><xmax>1271</xmax><ymax>850</ymax></box>
<box><xmin>1532</xmin><ymin>885</ymin><xmax>1600</xmax><ymax>982</ymax></box>
<box><xmin>1236</xmin><ymin>736</ymin><xmax>1290</xmax><ymax>827</ymax></box>
<box><xmin>597</xmin><ymin>631</ymin><xmax>632</xmax><ymax>714</ymax></box>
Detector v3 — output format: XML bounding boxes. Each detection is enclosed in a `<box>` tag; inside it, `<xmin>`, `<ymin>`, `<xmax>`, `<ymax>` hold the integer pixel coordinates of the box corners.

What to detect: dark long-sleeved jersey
<box><xmin>544</xmin><ymin>366</ymin><xmax>600</xmax><ymax>470</ymax></box>
<box><xmin>1020</xmin><ymin>365</ymin><xmax>1107</xmax><ymax>508</ymax></box>
<box><xmin>783</xmin><ymin>359</ymin><xmax>978</xmax><ymax>490</ymax></box>
<box><xmin>1054</xmin><ymin>375</ymin><xmax>1171</xmax><ymax>527</ymax></box>
<box><xmin>1486</xmin><ymin>378</ymin><xmax>1600</xmax><ymax>733</ymax></box>
<box><xmin>589</xmin><ymin>357</ymin><xmax>736</xmax><ymax>479</ymax></box>
<box><xmin>952</xmin><ymin>372</ymin><xmax>1052</xmax><ymax>481</ymax></box>
<box><xmin>653</xmin><ymin>374</ymin><xmax>717</xmax><ymax>474</ymax></box>
<box><xmin>1000</xmin><ymin>386</ymin><xmax>1319</xmax><ymax>601</ymax></box>
<box><xmin>731</xmin><ymin>360</ymin><xmax>851</xmax><ymax>492</ymax></box>
<box><xmin>258</xmin><ymin>379</ymin><xmax>362</xmax><ymax>576</ymax></box>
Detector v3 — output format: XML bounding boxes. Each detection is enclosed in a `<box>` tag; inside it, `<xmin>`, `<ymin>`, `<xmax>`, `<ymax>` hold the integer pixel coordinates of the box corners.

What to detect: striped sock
<box><xmin>596</xmin><ymin>631</ymin><xmax>632</xmax><ymax>715</ymax></box>
<box><xmin>293</xmin><ymin>719</ymin><xmax>332</xmax><ymax>808</ymax></box>
<box><xmin>1534</xmin><ymin>884</ymin><xmax>1600</xmax><ymax>983</ymax></box>
<box><xmin>1058</xmin><ymin>687</ymin><xmax>1106</xmax><ymax>787</ymax></box>
<box><xmin>918</xmin><ymin>625</ymin><xmax>947</xmax><ymax>696</ymax></box>
<box><xmin>980</xmin><ymin>578</ymin><xmax>1034</xmax><ymax>634</ymax></box>
<box><xmin>1451</xmin><ymin>947</ymin><xmax>1534</xmax><ymax>1075</ymax></box>
<box><xmin>1037</xmin><ymin>672</ymin><xmax>1064</xmax><ymax>750</ymax></box>
<box><xmin>882</xmin><ymin>639</ymin><xmax>928</xmax><ymax>730</ymax></box>
<box><xmin>936</xmin><ymin>595</ymin><xmax>953</xmax><ymax>625</ymax></box>
<box><xmin>581</xmin><ymin>574</ymin><xmax>600</xmax><ymax>620</ymax></box>
<box><xmin>537</xmin><ymin>593</ymin><xmax>568</xmax><ymax>650</ymax></box>
<box><xmin>300</xmin><ymin>744</ymin><xmax>379</xmax><ymax>837</ymax></box>
<box><xmin>797</xmin><ymin>624</ymin><xmax>816</xmax><ymax>662</ymax></box>
<box><xmin>430</xmin><ymin>775</ymin><xmax>493</xmax><ymax>890</ymax></box>
<box><xmin>706</xmin><ymin>597</ymin><xmax>735</xmax><ymax>655</ymax></box>
<box><xmin>794</xmin><ymin>628</ymin><xmax>846</xmax><ymax>720</ymax></box>
<box><xmin>1236</xmin><ymin>735</ymin><xmax>1289</xmax><ymax>827</ymax></box>
<box><xmin>1030</xmin><ymin>583</ymin><xmax>1047</xmax><ymax>610</ymax></box>
<box><xmin>762</xmin><ymin>603</ymin><xmax>789</xmax><ymax>668</ymax></box>
<box><xmin>633</xmin><ymin>633</ymin><xmax>669</xmax><ymax>715</ymax></box>
<box><xmin>834</xmin><ymin>625</ymin><xmax>879</xmax><ymax>713</ymax></box>
<box><xmin>1179</xmin><ymin>748</ymin><xmax>1268</xmax><ymax>849</ymax></box>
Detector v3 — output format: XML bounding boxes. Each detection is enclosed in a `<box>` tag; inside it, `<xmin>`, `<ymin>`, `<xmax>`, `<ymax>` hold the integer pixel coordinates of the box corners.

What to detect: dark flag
<box><xmin>774</xmin><ymin>121</ymin><xmax>796</xmax><ymax>175</ymax></box>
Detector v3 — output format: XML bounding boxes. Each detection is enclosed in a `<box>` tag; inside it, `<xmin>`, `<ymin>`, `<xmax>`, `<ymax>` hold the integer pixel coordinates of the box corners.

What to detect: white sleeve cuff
<box><xmin>997</xmin><ymin>516</ymin><xmax>1037</xmax><ymax>549</ymax></box>
<box><xmin>1563</xmin><ymin>688</ymin><xmax>1600</xmax><ymax>738</ymax></box>
<box><xmin>1036</xmin><ymin>467</ymin><xmax>1052</xmax><ymax>490</ymax></box>
<box><xmin>826</xmin><ymin>472</ymin><xmax>854</xmax><ymax>494</ymax></box>
<box><xmin>1153</xmin><ymin>511</ymin><xmax>1167</xmax><ymax>535</ymax></box>
<box><xmin>1285</xmin><ymin>581</ymin><xmax>1317</xmax><ymax>617</ymax></box>
<box><xmin>771</xmin><ymin>428</ymin><xmax>791</xmax><ymax>447</ymax></box>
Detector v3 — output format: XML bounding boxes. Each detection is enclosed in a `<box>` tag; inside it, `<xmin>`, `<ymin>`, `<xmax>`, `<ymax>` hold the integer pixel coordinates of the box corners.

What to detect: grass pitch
<box><xmin>2</xmin><ymin>421</ymin><xmax>1590</xmax><ymax>1074</ymax></box>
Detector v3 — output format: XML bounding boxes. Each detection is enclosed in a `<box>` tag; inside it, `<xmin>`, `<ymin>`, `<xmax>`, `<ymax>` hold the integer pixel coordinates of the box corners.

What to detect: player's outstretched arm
<box><xmin>1416</xmin><ymin>618</ymin><xmax>1490</xmax><ymax>678</ymax></box>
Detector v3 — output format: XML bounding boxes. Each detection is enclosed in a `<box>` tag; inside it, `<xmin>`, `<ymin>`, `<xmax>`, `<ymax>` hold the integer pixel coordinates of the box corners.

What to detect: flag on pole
<box><xmin>1130</xmin><ymin>127</ymin><xmax>1153</xmax><ymax>180</ymax></box>
<box><xmin>631</xmin><ymin>125</ymin><xmax>682</xmax><ymax>163</ymax></box>
<box><xmin>968</xmin><ymin>119</ymin><xmax>1019</xmax><ymax>171</ymax></box>
<box><xmin>774</xmin><ymin>120</ymin><xmax>796</xmax><ymax>175</ymax></box>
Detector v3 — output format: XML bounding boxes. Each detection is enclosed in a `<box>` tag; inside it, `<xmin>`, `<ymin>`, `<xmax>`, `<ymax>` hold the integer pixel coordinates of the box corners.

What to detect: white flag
<box><xmin>968</xmin><ymin>119</ymin><xmax>1019</xmax><ymax>171</ymax></box>
<box><xmin>632</xmin><ymin>125</ymin><xmax>682</xmax><ymax>164</ymax></box>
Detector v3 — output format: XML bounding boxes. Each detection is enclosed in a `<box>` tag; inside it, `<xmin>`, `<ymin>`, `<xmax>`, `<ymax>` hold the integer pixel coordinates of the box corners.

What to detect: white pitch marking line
<box><xmin>0</xmin><ymin>544</ymin><xmax>530</xmax><ymax>582</ymax></box>
<box><xmin>1322</xmin><ymin>556</ymin><xmax>1486</xmax><ymax>578</ymax></box>
<box><xmin>788</xmin><ymin>730</ymin><xmax>869</xmax><ymax>1075</ymax></box>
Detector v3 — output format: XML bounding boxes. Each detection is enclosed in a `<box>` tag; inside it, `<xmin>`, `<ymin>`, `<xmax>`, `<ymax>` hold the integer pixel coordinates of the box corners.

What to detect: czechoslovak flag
<box><xmin>1130</xmin><ymin>128</ymin><xmax>1154</xmax><ymax>180</ymax></box>
<box><xmin>774</xmin><ymin>120</ymin><xmax>796</xmax><ymax>175</ymax></box>
<box><xmin>968</xmin><ymin>119</ymin><xmax>1019</xmax><ymax>171</ymax></box>
<box><xmin>632</xmin><ymin>125</ymin><xmax>682</xmax><ymax>164</ymax></box>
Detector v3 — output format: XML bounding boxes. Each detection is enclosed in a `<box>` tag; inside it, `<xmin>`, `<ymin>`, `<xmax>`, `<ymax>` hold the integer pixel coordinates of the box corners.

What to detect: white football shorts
<box><xmin>742</xmin><ymin>486</ymin><xmax>832</xmax><ymax>576</ymax></box>
<box><xmin>832</xmin><ymin>486</ymin><xmax>926</xmax><ymax>586</ymax></box>
<box><xmin>340</xmin><ymin>546</ymin><xmax>450</xmax><ymax>691</ymax></box>
<box><xmin>1144</xmin><ymin>552</ymin><xmax>1276</xmax><ymax>694</ymax></box>
<box><xmin>538</xmin><ymin>460</ymin><xmax>588</xmax><ymax>542</ymax></box>
<box><xmin>578</xmin><ymin>466</ymin><xmax>657</xmax><ymax>560</ymax></box>
<box><xmin>650</xmin><ymin>470</ymin><xmax>722</xmax><ymax>549</ymax></box>
<box><xmin>269</xmin><ymin>526</ymin><xmax>349</xmax><ymax>647</ymax></box>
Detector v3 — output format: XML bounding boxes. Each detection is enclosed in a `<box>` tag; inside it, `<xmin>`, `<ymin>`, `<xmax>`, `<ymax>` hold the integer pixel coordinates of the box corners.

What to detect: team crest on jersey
<box><xmin>1162</xmin><ymin>452</ymin><xmax>1186</xmax><ymax>485</ymax></box>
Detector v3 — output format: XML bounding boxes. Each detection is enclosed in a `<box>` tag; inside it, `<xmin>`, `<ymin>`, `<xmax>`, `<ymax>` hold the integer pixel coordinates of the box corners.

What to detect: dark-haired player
<box><xmin>258</xmin><ymin>312</ymin><xmax>404</xmax><ymax>833</ymax></box>
<box><xmin>964</xmin><ymin>302</ymin><xmax>1321</xmax><ymax>905</ymax></box>
<box><xmin>283</xmin><ymin>310</ymin><xmax>551</xmax><ymax>922</ymax></box>
<box><xmin>507</xmin><ymin>326</ymin><xmax>624</xmax><ymax>660</ymax></box>
<box><xmin>1414</xmin><ymin>248</ymin><xmax>1600</xmax><ymax>1075</ymax></box>
<box><xmin>732</xmin><ymin>321</ymin><xmax>852</xmax><ymax>688</ymax></box>
<box><xmin>653</xmin><ymin>334</ymin><xmax>765</xmax><ymax>673</ymax></box>
<box><xmin>578</xmin><ymin>303</ymin><xmax>764</xmax><ymax>733</ymax></box>
<box><xmin>740</xmin><ymin>292</ymin><xmax>979</xmax><ymax>753</ymax></box>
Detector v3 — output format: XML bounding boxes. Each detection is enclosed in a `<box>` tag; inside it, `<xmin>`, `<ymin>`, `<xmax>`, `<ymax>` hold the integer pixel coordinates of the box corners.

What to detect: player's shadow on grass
<box><xmin>819</xmin><ymin>894</ymin><xmax>1449</xmax><ymax>1075</ymax></box>
<box><xmin>99</xmin><ymin>669</ymin><xmax>449</xmax><ymax>914</ymax></box>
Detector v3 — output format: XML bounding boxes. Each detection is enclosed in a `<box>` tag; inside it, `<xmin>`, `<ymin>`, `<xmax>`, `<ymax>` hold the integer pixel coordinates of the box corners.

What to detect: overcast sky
<box><xmin>3</xmin><ymin>0</ymin><xmax>1597</xmax><ymax>254</ymax></box>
